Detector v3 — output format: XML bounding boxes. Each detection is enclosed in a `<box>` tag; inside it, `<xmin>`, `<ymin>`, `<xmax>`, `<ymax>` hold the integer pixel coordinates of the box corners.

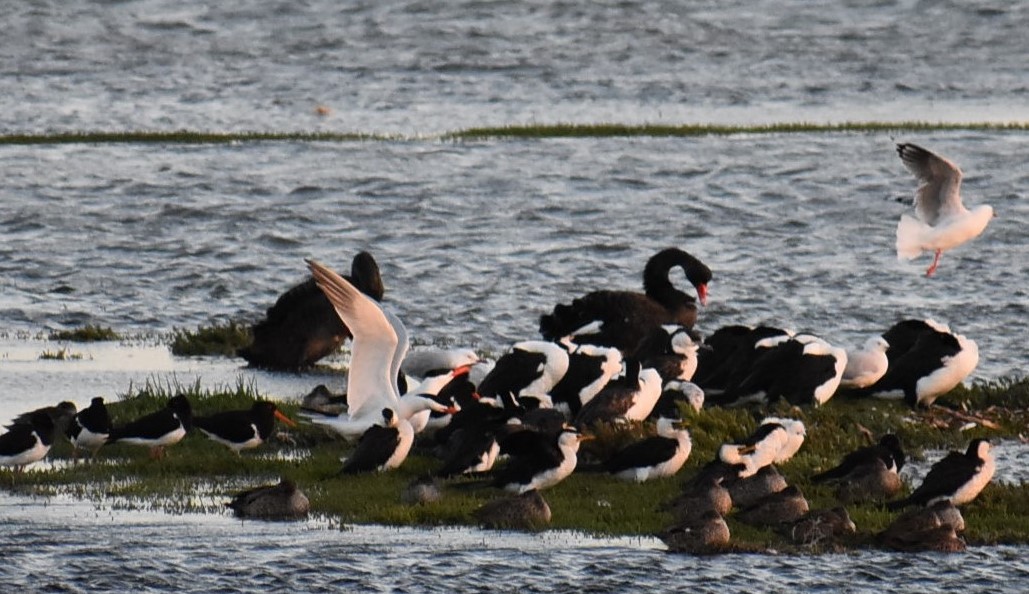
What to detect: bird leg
<box><xmin>925</xmin><ymin>250</ymin><xmax>942</xmax><ymax>277</ymax></box>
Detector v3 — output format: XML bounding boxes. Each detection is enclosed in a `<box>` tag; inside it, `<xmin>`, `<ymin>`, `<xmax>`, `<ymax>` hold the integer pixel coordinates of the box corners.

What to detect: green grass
<box><xmin>0</xmin><ymin>121</ymin><xmax>1026</xmax><ymax>146</ymax></box>
<box><xmin>3</xmin><ymin>377</ymin><xmax>1027</xmax><ymax>551</ymax></box>
<box><xmin>170</xmin><ymin>321</ymin><xmax>251</xmax><ymax>357</ymax></box>
<box><xmin>48</xmin><ymin>324</ymin><xmax>121</xmax><ymax>342</ymax></box>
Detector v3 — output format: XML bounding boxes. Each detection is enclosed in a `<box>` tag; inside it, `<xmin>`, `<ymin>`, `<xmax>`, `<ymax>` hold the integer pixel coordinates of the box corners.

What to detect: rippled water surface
<box><xmin>1</xmin><ymin>0</ymin><xmax>1028</xmax><ymax>591</ymax></box>
<box><xmin>2</xmin><ymin>493</ymin><xmax>1027</xmax><ymax>594</ymax></box>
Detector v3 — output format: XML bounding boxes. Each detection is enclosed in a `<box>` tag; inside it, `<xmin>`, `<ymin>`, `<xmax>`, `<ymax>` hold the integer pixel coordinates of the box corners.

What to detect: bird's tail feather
<box><xmin>896</xmin><ymin>215</ymin><xmax>928</xmax><ymax>260</ymax></box>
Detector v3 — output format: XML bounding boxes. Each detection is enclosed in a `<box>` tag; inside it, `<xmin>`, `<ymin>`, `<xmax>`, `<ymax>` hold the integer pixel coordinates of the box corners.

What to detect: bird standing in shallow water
<box><xmin>894</xmin><ymin>143</ymin><xmax>993</xmax><ymax>277</ymax></box>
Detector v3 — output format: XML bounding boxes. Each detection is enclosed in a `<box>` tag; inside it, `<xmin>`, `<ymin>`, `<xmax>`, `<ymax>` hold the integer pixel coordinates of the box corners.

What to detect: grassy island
<box><xmin>3</xmin><ymin>376</ymin><xmax>1027</xmax><ymax>553</ymax></box>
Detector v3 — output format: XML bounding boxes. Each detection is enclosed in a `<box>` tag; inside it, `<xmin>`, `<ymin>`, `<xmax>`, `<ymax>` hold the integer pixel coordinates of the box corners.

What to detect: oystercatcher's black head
<box><xmin>966</xmin><ymin>438</ymin><xmax>990</xmax><ymax>459</ymax></box>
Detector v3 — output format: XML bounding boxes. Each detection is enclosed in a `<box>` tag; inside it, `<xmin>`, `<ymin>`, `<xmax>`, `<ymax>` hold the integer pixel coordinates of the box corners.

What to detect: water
<box><xmin>2</xmin><ymin>492</ymin><xmax>1026</xmax><ymax>594</ymax></box>
<box><xmin>2</xmin><ymin>0</ymin><xmax>1028</xmax><ymax>590</ymax></box>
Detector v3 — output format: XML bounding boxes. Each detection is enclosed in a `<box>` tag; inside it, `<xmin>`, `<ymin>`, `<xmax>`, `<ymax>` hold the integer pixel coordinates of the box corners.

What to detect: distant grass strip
<box><xmin>1</xmin><ymin>121</ymin><xmax>1026</xmax><ymax>145</ymax></box>
<box><xmin>445</xmin><ymin>121</ymin><xmax>1029</xmax><ymax>140</ymax></box>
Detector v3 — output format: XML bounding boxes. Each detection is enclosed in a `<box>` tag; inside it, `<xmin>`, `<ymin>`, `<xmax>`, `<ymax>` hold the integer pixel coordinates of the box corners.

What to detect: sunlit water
<box><xmin>1</xmin><ymin>0</ymin><xmax>1028</xmax><ymax>590</ymax></box>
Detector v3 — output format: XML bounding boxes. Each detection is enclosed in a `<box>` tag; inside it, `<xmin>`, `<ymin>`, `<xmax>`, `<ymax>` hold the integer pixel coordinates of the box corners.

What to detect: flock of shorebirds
<box><xmin>0</xmin><ymin>143</ymin><xmax>999</xmax><ymax>552</ymax></box>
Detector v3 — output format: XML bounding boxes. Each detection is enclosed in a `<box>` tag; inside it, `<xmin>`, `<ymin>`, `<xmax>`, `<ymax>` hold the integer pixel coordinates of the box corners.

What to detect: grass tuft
<box><xmin>170</xmin><ymin>321</ymin><xmax>251</xmax><ymax>357</ymax></box>
<box><xmin>48</xmin><ymin>324</ymin><xmax>121</xmax><ymax>342</ymax></box>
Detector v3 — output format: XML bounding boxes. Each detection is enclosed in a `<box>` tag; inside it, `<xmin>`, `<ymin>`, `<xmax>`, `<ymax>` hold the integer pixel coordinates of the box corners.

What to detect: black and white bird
<box><xmin>548</xmin><ymin>341</ymin><xmax>622</xmax><ymax>416</ymax></box>
<box><xmin>238</xmin><ymin>251</ymin><xmax>385</xmax><ymax>370</ymax></box>
<box><xmin>760</xmin><ymin>417</ymin><xmax>806</xmax><ymax>463</ymax></box>
<box><xmin>649</xmin><ymin>380</ymin><xmax>705</xmax><ymax>421</ymax></box>
<box><xmin>863</xmin><ymin>319</ymin><xmax>979</xmax><ymax>408</ymax></box>
<box><xmin>492</xmin><ymin>425</ymin><xmax>589</xmax><ymax>493</ymax></box>
<box><xmin>107</xmin><ymin>394</ymin><xmax>193</xmax><ymax>459</ymax></box>
<box><xmin>894</xmin><ymin>143</ymin><xmax>994</xmax><ymax>277</ymax></box>
<box><xmin>539</xmin><ymin>248</ymin><xmax>711</xmax><ymax>357</ymax></box>
<box><xmin>716</xmin><ymin>334</ymin><xmax>846</xmax><ymax>407</ymax></box>
<box><xmin>340</xmin><ymin>408</ymin><xmax>414</xmax><ymax>474</ymax></box>
<box><xmin>66</xmin><ymin>397</ymin><xmax>112</xmax><ymax>460</ymax></box>
<box><xmin>194</xmin><ymin>400</ymin><xmax>296</xmax><ymax>455</ymax></box>
<box><xmin>811</xmin><ymin>434</ymin><xmax>905</xmax><ymax>483</ymax></box>
<box><xmin>226</xmin><ymin>478</ymin><xmax>310</xmax><ymax>520</ymax></box>
<box><xmin>573</xmin><ymin>362</ymin><xmax>663</xmax><ymax>428</ymax></box>
<box><xmin>888</xmin><ymin>438</ymin><xmax>995</xmax><ymax>510</ymax></box>
<box><xmin>693</xmin><ymin>325</ymin><xmax>792</xmax><ymax>392</ymax></box>
<box><xmin>476</xmin><ymin>341</ymin><xmax>570</xmax><ymax>410</ymax></box>
<box><xmin>636</xmin><ymin>324</ymin><xmax>701</xmax><ymax>384</ymax></box>
<box><xmin>603</xmin><ymin>417</ymin><xmax>692</xmax><ymax>482</ymax></box>
<box><xmin>717</xmin><ymin>422</ymin><xmax>790</xmax><ymax>479</ymax></box>
<box><xmin>0</xmin><ymin>411</ymin><xmax>55</xmax><ymax>471</ymax></box>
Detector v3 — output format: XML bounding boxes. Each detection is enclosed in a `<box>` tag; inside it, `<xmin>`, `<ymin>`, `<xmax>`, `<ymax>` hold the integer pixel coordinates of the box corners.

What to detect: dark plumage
<box><xmin>723</xmin><ymin>464</ymin><xmax>789</xmax><ymax>509</ymax></box>
<box><xmin>878</xmin><ymin>501</ymin><xmax>968</xmax><ymax>553</ymax></box>
<box><xmin>812</xmin><ymin>434</ymin><xmax>906</xmax><ymax>482</ymax></box>
<box><xmin>862</xmin><ymin>319</ymin><xmax>979</xmax><ymax>408</ymax></box>
<box><xmin>548</xmin><ymin>344</ymin><xmax>622</xmax><ymax>415</ymax></box>
<box><xmin>603</xmin><ymin>417</ymin><xmax>691</xmax><ymax>482</ymax></box>
<box><xmin>226</xmin><ymin>479</ymin><xmax>310</xmax><ymax>520</ymax></box>
<box><xmin>66</xmin><ymin>397</ymin><xmax>112</xmax><ymax>459</ymax></box>
<box><xmin>401</xmin><ymin>475</ymin><xmax>443</xmax><ymax>505</ymax></box>
<box><xmin>492</xmin><ymin>426</ymin><xmax>585</xmax><ymax>493</ymax></box>
<box><xmin>736</xmin><ymin>485</ymin><xmax>810</xmax><ymax>527</ymax></box>
<box><xmin>108</xmin><ymin>394</ymin><xmax>193</xmax><ymax>459</ymax></box>
<box><xmin>832</xmin><ymin>456</ymin><xmax>904</xmax><ymax>504</ymax></box>
<box><xmin>0</xmin><ymin>411</ymin><xmax>55</xmax><ymax>470</ymax></box>
<box><xmin>9</xmin><ymin>401</ymin><xmax>77</xmax><ymax>437</ymax></box>
<box><xmin>473</xmin><ymin>489</ymin><xmax>552</xmax><ymax>530</ymax></box>
<box><xmin>238</xmin><ymin>251</ymin><xmax>384</xmax><ymax>370</ymax></box>
<box><xmin>539</xmin><ymin>248</ymin><xmax>711</xmax><ymax>357</ymax></box>
<box><xmin>659</xmin><ymin>510</ymin><xmax>730</xmax><ymax>553</ymax></box>
<box><xmin>888</xmin><ymin>438</ymin><xmax>994</xmax><ymax>509</ymax></box>
<box><xmin>787</xmin><ymin>507</ymin><xmax>857</xmax><ymax>546</ymax></box>
<box><xmin>341</xmin><ymin>408</ymin><xmax>413</xmax><ymax>474</ymax></box>
<box><xmin>714</xmin><ymin>335</ymin><xmax>845</xmax><ymax>407</ymax></box>
<box><xmin>476</xmin><ymin>341</ymin><xmax>568</xmax><ymax>410</ymax></box>
<box><xmin>194</xmin><ymin>400</ymin><xmax>295</xmax><ymax>454</ymax></box>
<box><xmin>573</xmin><ymin>362</ymin><xmax>662</xmax><ymax>428</ymax></box>
<box><xmin>664</xmin><ymin>474</ymin><xmax>732</xmax><ymax>523</ymax></box>
<box><xmin>693</xmin><ymin>325</ymin><xmax>791</xmax><ymax>392</ymax></box>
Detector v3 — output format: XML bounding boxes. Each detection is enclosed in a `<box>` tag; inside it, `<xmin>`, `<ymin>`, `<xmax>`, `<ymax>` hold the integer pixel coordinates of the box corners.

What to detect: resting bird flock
<box><xmin>894</xmin><ymin>143</ymin><xmax>993</xmax><ymax>277</ymax></box>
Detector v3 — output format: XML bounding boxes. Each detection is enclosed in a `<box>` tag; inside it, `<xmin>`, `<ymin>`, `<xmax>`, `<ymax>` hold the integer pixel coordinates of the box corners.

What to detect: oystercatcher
<box><xmin>107</xmin><ymin>394</ymin><xmax>192</xmax><ymax>459</ymax></box>
<box><xmin>194</xmin><ymin>400</ymin><xmax>296</xmax><ymax>455</ymax></box>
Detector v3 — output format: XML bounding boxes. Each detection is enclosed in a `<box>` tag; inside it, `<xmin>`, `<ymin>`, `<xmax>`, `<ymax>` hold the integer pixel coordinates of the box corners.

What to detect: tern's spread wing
<box><xmin>896</xmin><ymin>143</ymin><xmax>964</xmax><ymax>225</ymax></box>
<box><xmin>307</xmin><ymin>259</ymin><xmax>400</xmax><ymax>418</ymax></box>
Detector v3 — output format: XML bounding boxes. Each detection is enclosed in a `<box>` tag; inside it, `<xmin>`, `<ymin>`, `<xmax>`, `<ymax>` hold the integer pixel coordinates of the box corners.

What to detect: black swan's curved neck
<box><xmin>642</xmin><ymin>248</ymin><xmax>711</xmax><ymax>298</ymax></box>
